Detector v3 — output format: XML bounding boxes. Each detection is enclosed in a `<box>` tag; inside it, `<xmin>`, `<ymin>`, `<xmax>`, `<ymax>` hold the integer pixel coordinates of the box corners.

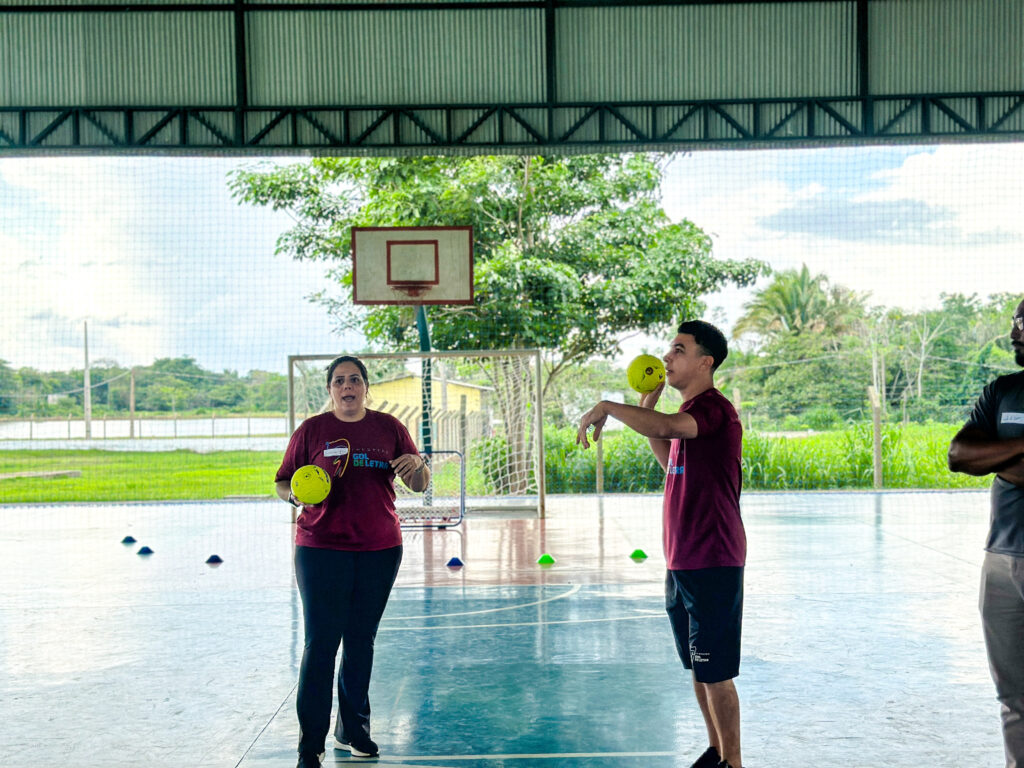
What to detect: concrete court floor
<box><xmin>0</xmin><ymin>490</ymin><xmax>1006</xmax><ymax>768</ymax></box>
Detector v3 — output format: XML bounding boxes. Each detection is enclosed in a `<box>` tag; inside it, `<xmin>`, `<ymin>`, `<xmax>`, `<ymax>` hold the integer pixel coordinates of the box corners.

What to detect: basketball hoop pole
<box><xmin>416</xmin><ymin>305</ymin><xmax>434</xmax><ymax>506</ymax></box>
<box><xmin>349</xmin><ymin>224</ymin><xmax>474</xmax><ymax>509</ymax></box>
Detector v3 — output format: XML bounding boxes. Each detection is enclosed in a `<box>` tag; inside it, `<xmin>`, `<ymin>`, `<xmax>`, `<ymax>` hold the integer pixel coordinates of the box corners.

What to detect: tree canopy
<box><xmin>732</xmin><ymin>263</ymin><xmax>866</xmax><ymax>341</ymax></box>
<box><xmin>720</xmin><ymin>283</ymin><xmax>1019</xmax><ymax>427</ymax></box>
<box><xmin>229</xmin><ymin>155</ymin><xmax>767</xmax><ymax>384</ymax></box>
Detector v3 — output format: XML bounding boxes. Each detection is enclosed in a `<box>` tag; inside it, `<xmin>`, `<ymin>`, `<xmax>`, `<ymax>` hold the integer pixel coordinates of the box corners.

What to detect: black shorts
<box><xmin>665</xmin><ymin>566</ymin><xmax>744</xmax><ymax>684</ymax></box>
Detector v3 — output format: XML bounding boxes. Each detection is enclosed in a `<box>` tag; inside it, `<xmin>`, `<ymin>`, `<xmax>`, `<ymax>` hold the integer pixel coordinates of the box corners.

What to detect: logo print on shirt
<box><xmin>352</xmin><ymin>452</ymin><xmax>391</xmax><ymax>470</ymax></box>
<box><xmin>325</xmin><ymin>438</ymin><xmax>351</xmax><ymax>478</ymax></box>
<box><xmin>1002</xmin><ymin>412</ymin><xmax>1024</xmax><ymax>425</ymax></box>
<box><xmin>667</xmin><ymin>462</ymin><xmax>685</xmax><ymax>475</ymax></box>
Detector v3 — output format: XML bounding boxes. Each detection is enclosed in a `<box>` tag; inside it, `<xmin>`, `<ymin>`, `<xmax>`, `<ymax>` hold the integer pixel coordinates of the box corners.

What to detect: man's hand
<box><xmin>638</xmin><ymin>381</ymin><xmax>665</xmax><ymax>410</ymax></box>
<box><xmin>577</xmin><ymin>402</ymin><xmax>609</xmax><ymax>449</ymax></box>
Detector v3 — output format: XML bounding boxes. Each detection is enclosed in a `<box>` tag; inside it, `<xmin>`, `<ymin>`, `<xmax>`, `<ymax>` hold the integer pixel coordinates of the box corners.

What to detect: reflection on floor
<box><xmin>0</xmin><ymin>491</ymin><xmax>1003</xmax><ymax>767</ymax></box>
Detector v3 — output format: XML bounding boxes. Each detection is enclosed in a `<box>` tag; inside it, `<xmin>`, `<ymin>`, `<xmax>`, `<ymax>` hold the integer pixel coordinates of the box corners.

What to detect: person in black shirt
<box><xmin>949</xmin><ymin>297</ymin><xmax>1024</xmax><ymax>768</ymax></box>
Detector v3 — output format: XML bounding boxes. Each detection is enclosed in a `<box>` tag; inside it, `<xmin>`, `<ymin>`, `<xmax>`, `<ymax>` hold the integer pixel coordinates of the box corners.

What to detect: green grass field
<box><xmin>0</xmin><ymin>449</ymin><xmax>477</xmax><ymax>504</ymax></box>
<box><xmin>0</xmin><ymin>422</ymin><xmax>991</xmax><ymax>504</ymax></box>
<box><xmin>0</xmin><ymin>450</ymin><xmax>282</xmax><ymax>504</ymax></box>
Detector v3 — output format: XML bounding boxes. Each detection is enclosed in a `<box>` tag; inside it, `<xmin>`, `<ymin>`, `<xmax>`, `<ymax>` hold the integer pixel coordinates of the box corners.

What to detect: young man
<box><xmin>577</xmin><ymin>320</ymin><xmax>746</xmax><ymax>768</ymax></box>
<box><xmin>948</xmin><ymin>297</ymin><xmax>1024</xmax><ymax>768</ymax></box>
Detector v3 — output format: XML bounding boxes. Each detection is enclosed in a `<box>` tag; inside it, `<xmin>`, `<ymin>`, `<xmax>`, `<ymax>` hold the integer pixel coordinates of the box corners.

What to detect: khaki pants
<box><xmin>981</xmin><ymin>552</ymin><xmax>1024</xmax><ymax>768</ymax></box>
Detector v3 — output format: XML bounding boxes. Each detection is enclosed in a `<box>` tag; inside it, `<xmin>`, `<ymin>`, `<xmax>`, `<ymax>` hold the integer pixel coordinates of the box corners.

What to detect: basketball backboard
<box><xmin>351</xmin><ymin>226</ymin><xmax>474</xmax><ymax>305</ymax></box>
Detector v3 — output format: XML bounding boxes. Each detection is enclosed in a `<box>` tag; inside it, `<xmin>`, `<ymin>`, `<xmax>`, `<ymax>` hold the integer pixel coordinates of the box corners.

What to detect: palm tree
<box><xmin>733</xmin><ymin>264</ymin><xmax>865</xmax><ymax>341</ymax></box>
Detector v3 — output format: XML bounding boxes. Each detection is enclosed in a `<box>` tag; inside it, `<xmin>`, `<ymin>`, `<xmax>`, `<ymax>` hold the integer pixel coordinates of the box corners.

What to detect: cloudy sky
<box><xmin>659</xmin><ymin>143</ymin><xmax>1023</xmax><ymax>330</ymax></box>
<box><xmin>1</xmin><ymin>143</ymin><xmax>1021</xmax><ymax>375</ymax></box>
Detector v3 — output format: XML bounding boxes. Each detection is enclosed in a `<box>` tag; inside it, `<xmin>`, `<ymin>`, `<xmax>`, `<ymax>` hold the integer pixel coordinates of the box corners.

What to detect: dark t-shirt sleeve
<box><xmin>687</xmin><ymin>393</ymin><xmax>726</xmax><ymax>436</ymax></box>
<box><xmin>275</xmin><ymin>420</ymin><xmax>310</xmax><ymax>483</ymax></box>
<box><xmin>964</xmin><ymin>380</ymin><xmax>999</xmax><ymax>434</ymax></box>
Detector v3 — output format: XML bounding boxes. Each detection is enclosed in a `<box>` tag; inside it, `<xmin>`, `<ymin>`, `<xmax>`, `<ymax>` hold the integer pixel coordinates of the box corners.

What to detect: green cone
<box><xmin>629</xmin><ymin>549</ymin><xmax>648</xmax><ymax>560</ymax></box>
<box><xmin>537</xmin><ymin>553</ymin><xmax>556</xmax><ymax>565</ymax></box>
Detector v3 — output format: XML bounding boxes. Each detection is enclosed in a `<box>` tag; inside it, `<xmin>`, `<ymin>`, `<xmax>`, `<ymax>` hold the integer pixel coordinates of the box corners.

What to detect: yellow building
<box><xmin>371</xmin><ymin>375</ymin><xmax>489</xmax><ymax>414</ymax></box>
<box><xmin>371</xmin><ymin>375</ymin><xmax>493</xmax><ymax>452</ymax></box>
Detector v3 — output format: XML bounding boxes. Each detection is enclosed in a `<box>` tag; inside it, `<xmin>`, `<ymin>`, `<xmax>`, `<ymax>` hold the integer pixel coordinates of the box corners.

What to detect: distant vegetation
<box><xmin>541</xmin><ymin>424</ymin><xmax>989</xmax><ymax>494</ymax></box>
<box><xmin>0</xmin><ymin>356</ymin><xmax>288</xmax><ymax>418</ymax></box>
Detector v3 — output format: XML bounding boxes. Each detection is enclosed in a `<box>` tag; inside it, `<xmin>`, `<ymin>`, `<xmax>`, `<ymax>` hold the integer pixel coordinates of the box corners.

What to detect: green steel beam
<box><xmin>2</xmin><ymin>93</ymin><xmax>1022</xmax><ymax>152</ymax></box>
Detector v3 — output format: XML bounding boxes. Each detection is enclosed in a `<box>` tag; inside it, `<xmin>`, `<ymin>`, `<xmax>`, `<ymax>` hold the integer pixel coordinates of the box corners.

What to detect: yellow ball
<box><xmin>627</xmin><ymin>354</ymin><xmax>666</xmax><ymax>393</ymax></box>
<box><xmin>290</xmin><ymin>464</ymin><xmax>331</xmax><ymax>505</ymax></box>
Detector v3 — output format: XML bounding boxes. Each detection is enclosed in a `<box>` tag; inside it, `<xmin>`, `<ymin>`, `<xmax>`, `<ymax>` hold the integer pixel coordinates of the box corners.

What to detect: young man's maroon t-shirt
<box><xmin>276</xmin><ymin>409</ymin><xmax>419</xmax><ymax>551</ymax></box>
<box><xmin>662</xmin><ymin>387</ymin><xmax>745</xmax><ymax>570</ymax></box>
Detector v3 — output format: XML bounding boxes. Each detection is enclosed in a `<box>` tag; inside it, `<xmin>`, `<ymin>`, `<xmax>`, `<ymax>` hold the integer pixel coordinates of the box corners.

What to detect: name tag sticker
<box><xmin>324</xmin><ymin>447</ymin><xmax>349</xmax><ymax>457</ymax></box>
<box><xmin>1001</xmin><ymin>412</ymin><xmax>1024</xmax><ymax>425</ymax></box>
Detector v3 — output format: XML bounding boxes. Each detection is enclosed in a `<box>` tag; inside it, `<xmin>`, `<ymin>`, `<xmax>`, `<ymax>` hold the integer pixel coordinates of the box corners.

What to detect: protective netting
<box><xmin>1</xmin><ymin>147</ymin><xmax>1021</xmax><ymax>502</ymax></box>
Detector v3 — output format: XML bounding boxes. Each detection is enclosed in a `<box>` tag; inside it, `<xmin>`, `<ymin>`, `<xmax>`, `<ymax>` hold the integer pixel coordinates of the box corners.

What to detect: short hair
<box><xmin>326</xmin><ymin>355</ymin><xmax>369</xmax><ymax>388</ymax></box>
<box><xmin>677</xmin><ymin>320</ymin><xmax>728</xmax><ymax>370</ymax></box>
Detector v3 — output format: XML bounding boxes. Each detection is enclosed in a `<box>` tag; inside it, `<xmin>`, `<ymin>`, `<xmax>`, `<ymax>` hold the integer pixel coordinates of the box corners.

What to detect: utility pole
<box><xmin>83</xmin><ymin>321</ymin><xmax>92</xmax><ymax>439</ymax></box>
<box><xmin>129</xmin><ymin>368</ymin><xmax>136</xmax><ymax>438</ymax></box>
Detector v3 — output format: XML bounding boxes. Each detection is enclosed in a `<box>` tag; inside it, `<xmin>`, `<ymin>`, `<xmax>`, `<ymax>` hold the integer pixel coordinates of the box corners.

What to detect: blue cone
<box><xmin>121</xmin><ymin>535</ymin><xmax>136</xmax><ymax>544</ymax></box>
<box><xmin>137</xmin><ymin>546</ymin><xmax>154</xmax><ymax>555</ymax></box>
<box><xmin>446</xmin><ymin>557</ymin><xmax>464</xmax><ymax>567</ymax></box>
<box><xmin>206</xmin><ymin>554</ymin><xmax>223</xmax><ymax>564</ymax></box>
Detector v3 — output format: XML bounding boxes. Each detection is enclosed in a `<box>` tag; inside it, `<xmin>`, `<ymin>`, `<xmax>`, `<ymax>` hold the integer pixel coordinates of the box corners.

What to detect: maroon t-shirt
<box><xmin>662</xmin><ymin>387</ymin><xmax>745</xmax><ymax>570</ymax></box>
<box><xmin>276</xmin><ymin>409</ymin><xmax>419</xmax><ymax>551</ymax></box>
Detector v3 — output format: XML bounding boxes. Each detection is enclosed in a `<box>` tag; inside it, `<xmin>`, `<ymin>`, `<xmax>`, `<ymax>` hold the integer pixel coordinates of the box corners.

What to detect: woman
<box><xmin>275</xmin><ymin>355</ymin><xmax>430</xmax><ymax>768</ymax></box>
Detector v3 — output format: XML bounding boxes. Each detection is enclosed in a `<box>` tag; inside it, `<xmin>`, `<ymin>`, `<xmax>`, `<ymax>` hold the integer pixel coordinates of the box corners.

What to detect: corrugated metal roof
<box><xmin>247</xmin><ymin>8</ymin><xmax>545</xmax><ymax>106</ymax></box>
<box><xmin>557</xmin><ymin>3</ymin><xmax>857</xmax><ymax>102</ymax></box>
<box><xmin>1</xmin><ymin>12</ymin><xmax>235</xmax><ymax>107</ymax></box>
<box><xmin>870</xmin><ymin>0</ymin><xmax>1023</xmax><ymax>95</ymax></box>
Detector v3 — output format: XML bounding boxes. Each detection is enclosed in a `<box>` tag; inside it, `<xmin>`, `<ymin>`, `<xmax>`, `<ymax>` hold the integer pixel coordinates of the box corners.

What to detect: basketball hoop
<box><xmin>393</xmin><ymin>282</ymin><xmax>430</xmax><ymax>298</ymax></box>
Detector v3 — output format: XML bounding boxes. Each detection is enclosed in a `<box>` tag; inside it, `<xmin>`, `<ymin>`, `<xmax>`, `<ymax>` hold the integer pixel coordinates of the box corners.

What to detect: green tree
<box><xmin>230</xmin><ymin>155</ymin><xmax>766</xmax><ymax>376</ymax></box>
<box><xmin>246</xmin><ymin>370</ymin><xmax>288</xmax><ymax>412</ymax></box>
<box><xmin>0</xmin><ymin>360</ymin><xmax>18</xmax><ymax>414</ymax></box>
<box><xmin>728</xmin><ymin>265</ymin><xmax>869</xmax><ymax>426</ymax></box>
<box><xmin>733</xmin><ymin>263</ymin><xmax>866</xmax><ymax>342</ymax></box>
<box><xmin>882</xmin><ymin>293</ymin><xmax>1020</xmax><ymax>423</ymax></box>
<box><xmin>753</xmin><ymin>333</ymin><xmax>872</xmax><ymax>423</ymax></box>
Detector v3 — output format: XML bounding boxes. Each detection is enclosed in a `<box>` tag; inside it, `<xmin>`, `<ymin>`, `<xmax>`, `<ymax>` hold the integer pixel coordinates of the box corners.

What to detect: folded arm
<box><xmin>948</xmin><ymin>426</ymin><xmax>1024</xmax><ymax>486</ymax></box>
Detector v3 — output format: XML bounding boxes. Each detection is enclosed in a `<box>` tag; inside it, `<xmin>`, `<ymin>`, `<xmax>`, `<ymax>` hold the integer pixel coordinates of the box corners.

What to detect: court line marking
<box><xmin>234</xmin><ymin>680</ymin><xmax>299</xmax><ymax>768</ymax></box>
<box><xmin>379</xmin><ymin>610</ymin><xmax>664</xmax><ymax>632</ymax></box>
<box><xmin>384</xmin><ymin>584</ymin><xmax>582</xmax><ymax>622</ymax></box>
<box><xmin>369</xmin><ymin>751</ymin><xmax>677</xmax><ymax>762</ymax></box>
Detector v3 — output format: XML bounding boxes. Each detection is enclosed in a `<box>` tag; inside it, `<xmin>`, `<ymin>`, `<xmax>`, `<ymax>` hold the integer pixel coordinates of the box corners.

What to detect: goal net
<box><xmin>287</xmin><ymin>349</ymin><xmax>545</xmax><ymax>519</ymax></box>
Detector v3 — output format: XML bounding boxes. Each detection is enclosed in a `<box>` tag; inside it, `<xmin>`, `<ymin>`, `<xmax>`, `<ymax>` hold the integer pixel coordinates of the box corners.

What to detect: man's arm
<box><xmin>948</xmin><ymin>425</ymin><xmax>1024</xmax><ymax>479</ymax></box>
<box><xmin>997</xmin><ymin>461</ymin><xmax>1024</xmax><ymax>486</ymax></box>
<box><xmin>638</xmin><ymin>385</ymin><xmax>672</xmax><ymax>471</ymax></box>
<box><xmin>577</xmin><ymin>397</ymin><xmax>698</xmax><ymax>451</ymax></box>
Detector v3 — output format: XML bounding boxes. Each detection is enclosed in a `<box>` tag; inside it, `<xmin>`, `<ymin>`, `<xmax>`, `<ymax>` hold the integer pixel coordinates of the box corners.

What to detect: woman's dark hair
<box><xmin>326</xmin><ymin>355</ymin><xmax>369</xmax><ymax>388</ymax></box>
<box><xmin>677</xmin><ymin>320</ymin><xmax>728</xmax><ymax>370</ymax></box>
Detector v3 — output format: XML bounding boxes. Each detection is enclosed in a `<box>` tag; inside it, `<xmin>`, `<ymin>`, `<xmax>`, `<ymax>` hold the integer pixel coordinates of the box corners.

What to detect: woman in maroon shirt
<box><xmin>275</xmin><ymin>355</ymin><xmax>429</xmax><ymax>768</ymax></box>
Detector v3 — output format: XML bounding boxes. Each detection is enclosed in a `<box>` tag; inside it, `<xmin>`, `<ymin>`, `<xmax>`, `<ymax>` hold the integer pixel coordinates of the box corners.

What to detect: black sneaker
<box><xmin>334</xmin><ymin>733</ymin><xmax>379</xmax><ymax>758</ymax></box>
<box><xmin>296</xmin><ymin>751</ymin><xmax>323</xmax><ymax>768</ymax></box>
<box><xmin>690</xmin><ymin>746</ymin><xmax>721</xmax><ymax>768</ymax></box>
<box><xmin>716</xmin><ymin>760</ymin><xmax>739</xmax><ymax>768</ymax></box>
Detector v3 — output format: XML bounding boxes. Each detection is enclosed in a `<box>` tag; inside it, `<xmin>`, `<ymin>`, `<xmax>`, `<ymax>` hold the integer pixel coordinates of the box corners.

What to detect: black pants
<box><xmin>294</xmin><ymin>544</ymin><xmax>403</xmax><ymax>755</ymax></box>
